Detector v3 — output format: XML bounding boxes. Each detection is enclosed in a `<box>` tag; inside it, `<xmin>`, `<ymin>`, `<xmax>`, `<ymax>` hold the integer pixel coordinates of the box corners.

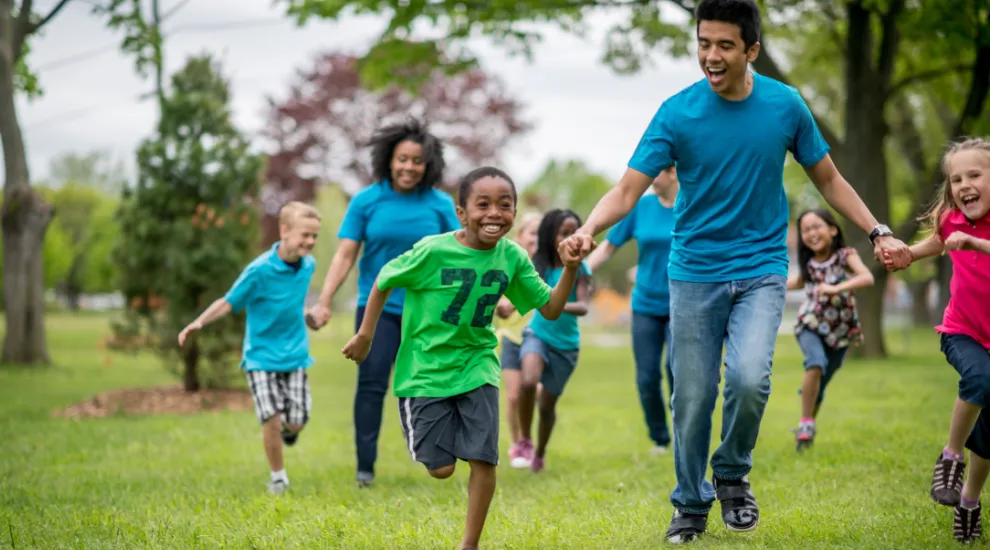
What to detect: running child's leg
<box><xmin>517</xmin><ymin>351</ymin><xmax>544</xmax><ymax>443</ymax></box>
<box><xmin>531</xmin><ymin>346</ymin><xmax>578</xmax><ymax>472</ymax></box>
<box><xmin>500</xmin><ymin>337</ymin><xmax>526</xmax><ymax>465</ymax></box>
<box><xmin>246</xmin><ymin>370</ymin><xmax>290</xmax><ymax>493</ymax></box>
<box><xmin>451</xmin><ymin>384</ymin><xmax>500</xmax><ymax>550</ymax></box>
<box><xmin>956</xmin><ymin>406</ymin><xmax>990</xmax><ymax>542</ymax></box>
<box><xmin>534</xmin><ymin>391</ymin><xmax>558</xmax><ymax>463</ymax></box>
<box><xmin>281</xmin><ymin>368</ymin><xmax>312</xmax><ymax>447</ymax></box>
<box><xmin>799</xmin><ymin>369</ymin><xmax>822</xmax><ymax>420</ymax></box>
<box><xmin>813</xmin><ymin>346</ymin><xmax>847</xmax><ymax>419</ymax></box>
<box><xmin>794</xmin><ymin>331</ymin><xmax>826</xmax><ymax>449</ymax></box>
<box><xmin>517</xmin><ymin>330</ymin><xmax>548</xmax><ymax>451</ymax></box>
<box><xmin>934</xmin><ymin>334</ymin><xmax>990</xmax><ymax>506</ymax></box>
<box><xmin>462</xmin><ymin>461</ymin><xmax>496</xmax><ymax>550</ymax></box>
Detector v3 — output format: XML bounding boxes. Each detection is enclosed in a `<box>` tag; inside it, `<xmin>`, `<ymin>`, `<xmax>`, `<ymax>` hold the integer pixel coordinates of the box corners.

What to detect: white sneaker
<box><xmin>510</xmin><ymin>456</ymin><xmax>532</xmax><ymax>469</ymax></box>
<box><xmin>267</xmin><ymin>479</ymin><xmax>288</xmax><ymax>494</ymax></box>
<box><xmin>651</xmin><ymin>445</ymin><xmax>669</xmax><ymax>456</ymax></box>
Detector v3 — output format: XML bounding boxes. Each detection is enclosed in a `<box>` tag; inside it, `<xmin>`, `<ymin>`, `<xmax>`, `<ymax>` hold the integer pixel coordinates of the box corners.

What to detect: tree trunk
<box><xmin>908</xmin><ymin>280</ymin><xmax>933</xmax><ymax>327</ymax></box>
<box><xmin>182</xmin><ymin>340</ymin><xmax>201</xmax><ymax>392</ymax></box>
<box><xmin>0</xmin><ymin>29</ymin><xmax>52</xmax><ymax>365</ymax></box>
<box><xmin>840</xmin><ymin>3</ymin><xmax>891</xmax><ymax>357</ymax></box>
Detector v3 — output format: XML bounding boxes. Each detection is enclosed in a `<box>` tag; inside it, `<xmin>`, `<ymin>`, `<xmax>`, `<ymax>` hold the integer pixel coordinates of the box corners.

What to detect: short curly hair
<box><xmin>368</xmin><ymin>117</ymin><xmax>446</xmax><ymax>191</ymax></box>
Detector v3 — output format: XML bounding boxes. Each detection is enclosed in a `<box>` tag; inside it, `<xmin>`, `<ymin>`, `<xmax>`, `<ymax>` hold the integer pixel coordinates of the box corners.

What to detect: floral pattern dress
<box><xmin>794</xmin><ymin>247</ymin><xmax>864</xmax><ymax>349</ymax></box>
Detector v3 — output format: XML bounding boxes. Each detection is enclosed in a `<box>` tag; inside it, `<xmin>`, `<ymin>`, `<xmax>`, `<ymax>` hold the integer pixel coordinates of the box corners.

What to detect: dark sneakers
<box><xmin>714</xmin><ymin>475</ymin><xmax>760</xmax><ymax>532</ymax></box>
<box><xmin>281</xmin><ymin>426</ymin><xmax>300</xmax><ymax>447</ymax></box>
<box><xmin>932</xmin><ymin>453</ymin><xmax>966</xmax><ymax>506</ymax></box>
<box><xmin>955</xmin><ymin>502</ymin><xmax>982</xmax><ymax>543</ymax></box>
<box><xmin>665</xmin><ymin>510</ymin><xmax>708</xmax><ymax>544</ymax></box>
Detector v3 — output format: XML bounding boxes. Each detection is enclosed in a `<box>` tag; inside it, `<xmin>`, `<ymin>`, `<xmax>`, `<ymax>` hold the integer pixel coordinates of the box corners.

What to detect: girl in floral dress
<box><xmin>786</xmin><ymin>208</ymin><xmax>875</xmax><ymax>451</ymax></box>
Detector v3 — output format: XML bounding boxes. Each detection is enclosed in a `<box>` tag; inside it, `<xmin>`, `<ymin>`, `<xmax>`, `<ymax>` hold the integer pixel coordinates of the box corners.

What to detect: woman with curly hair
<box><xmin>309</xmin><ymin>117</ymin><xmax>460</xmax><ymax>488</ymax></box>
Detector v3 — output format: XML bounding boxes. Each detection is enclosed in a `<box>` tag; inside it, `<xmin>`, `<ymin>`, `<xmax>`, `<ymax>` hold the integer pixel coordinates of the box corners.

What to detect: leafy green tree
<box><xmin>282</xmin><ymin>0</ymin><xmax>990</xmax><ymax>356</ymax></box>
<box><xmin>1</xmin><ymin>0</ymin><xmax>169</xmax><ymax>364</ymax></box>
<box><xmin>112</xmin><ymin>53</ymin><xmax>262</xmax><ymax>392</ymax></box>
<box><xmin>37</xmin><ymin>184</ymin><xmax>119</xmax><ymax>309</ymax></box>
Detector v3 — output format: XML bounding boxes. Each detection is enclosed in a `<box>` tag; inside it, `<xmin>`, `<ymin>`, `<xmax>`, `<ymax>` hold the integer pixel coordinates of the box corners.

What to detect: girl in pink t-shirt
<box><xmin>886</xmin><ymin>137</ymin><xmax>990</xmax><ymax>543</ymax></box>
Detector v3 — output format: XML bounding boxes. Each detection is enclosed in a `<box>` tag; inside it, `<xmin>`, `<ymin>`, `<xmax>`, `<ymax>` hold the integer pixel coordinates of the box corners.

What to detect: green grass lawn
<box><xmin>0</xmin><ymin>313</ymin><xmax>969</xmax><ymax>549</ymax></box>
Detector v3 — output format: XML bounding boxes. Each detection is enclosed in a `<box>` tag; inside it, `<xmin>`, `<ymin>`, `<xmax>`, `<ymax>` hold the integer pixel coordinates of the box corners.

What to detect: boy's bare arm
<box><xmin>343</xmin><ymin>280</ymin><xmax>393</xmax><ymax>363</ymax></box>
<box><xmin>178</xmin><ymin>299</ymin><xmax>232</xmax><ymax>345</ymax></box>
<box><xmin>538</xmin><ymin>264</ymin><xmax>579</xmax><ymax>321</ymax></box>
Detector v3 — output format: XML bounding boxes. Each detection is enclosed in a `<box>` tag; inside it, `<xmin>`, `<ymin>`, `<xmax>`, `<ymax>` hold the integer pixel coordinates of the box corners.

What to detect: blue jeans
<box><xmin>796</xmin><ymin>330</ymin><xmax>847</xmax><ymax>406</ymax></box>
<box><xmin>631</xmin><ymin>312</ymin><xmax>674</xmax><ymax>446</ymax></box>
<box><xmin>668</xmin><ymin>274</ymin><xmax>787</xmax><ymax>514</ymax></box>
<box><xmin>354</xmin><ymin>306</ymin><xmax>403</xmax><ymax>477</ymax></box>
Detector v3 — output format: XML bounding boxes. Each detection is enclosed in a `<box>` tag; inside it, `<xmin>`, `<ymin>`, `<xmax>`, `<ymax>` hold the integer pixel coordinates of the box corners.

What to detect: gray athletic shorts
<box><xmin>397</xmin><ymin>384</ymin><xmax>500</xmax><ymax>470</ymax></box>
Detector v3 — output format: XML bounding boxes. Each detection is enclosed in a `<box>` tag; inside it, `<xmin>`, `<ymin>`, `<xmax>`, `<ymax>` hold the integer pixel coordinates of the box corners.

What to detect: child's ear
<box><xmin>455</xmin><ymin>205</ymin><xmax>467</xmax><ymax>226</ymax></box>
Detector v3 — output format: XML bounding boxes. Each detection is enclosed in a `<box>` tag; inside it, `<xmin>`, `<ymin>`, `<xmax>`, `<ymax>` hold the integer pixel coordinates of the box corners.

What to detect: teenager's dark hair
<box><xmin>533</xmin><ymin>208</ymin><xmax>582</xmax><ymax>279</ymax></box>
<box><xmin>795</xmin><ymin>208</ymin><xmax>846</xmax><ymax>283</ymax></box>
<box><xmin>368</xmin><ymin>117</ymin><xmax>445</xmax><ymax>191</ymax></box>
<box><xmin>456</xmin><ymin>166</ymin><xmax>517</xmax><ymax>208</ymax></box>
<box><xmin>695</xmin><ymin>0</ymin><xmax>761</xmax><ymax>50</ymax></box>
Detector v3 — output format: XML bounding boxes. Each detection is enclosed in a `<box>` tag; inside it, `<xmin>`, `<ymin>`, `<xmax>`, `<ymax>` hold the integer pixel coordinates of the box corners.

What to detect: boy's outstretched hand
<box><xmin>342</xmin><ymin>334</ymin><xmax>372</xmax><ymax>364</ymax></box>
<box><xmin>177</xmin><ymin>321</ymin><xmax>202</xmax><ymax>346</ymax></box>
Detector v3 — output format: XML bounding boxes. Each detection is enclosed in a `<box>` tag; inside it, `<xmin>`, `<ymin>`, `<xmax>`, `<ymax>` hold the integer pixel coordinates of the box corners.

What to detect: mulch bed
<box><xmin>52</xmin><ymin>385</ymin><xmax>254</xmax><ymax>419</ymax></box>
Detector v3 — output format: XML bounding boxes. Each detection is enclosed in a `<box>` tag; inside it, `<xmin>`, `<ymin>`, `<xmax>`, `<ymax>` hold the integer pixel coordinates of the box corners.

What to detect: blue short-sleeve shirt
<box><xmin>527</xmin><ymin>261</ymin><xmax>592</xmax><ymax>351</ymax></box>
<box><xmin>224</xmin><ymin>242</ymin><xmax>316</xmax><ymax>372</ymax></box>
<box><xmin>627</xmin><ymin>73</ymin><xmax>830</xmax><ymax>283</ymax></box>
<box><xmin>606</xmin><ymin>194</ymin><xmax>675</xmax><ymax>316</ymax></box>
<box><xmin>338</xmin><ymin>180</ymin><xmax>461</xmax><ymax>315</ymax></box>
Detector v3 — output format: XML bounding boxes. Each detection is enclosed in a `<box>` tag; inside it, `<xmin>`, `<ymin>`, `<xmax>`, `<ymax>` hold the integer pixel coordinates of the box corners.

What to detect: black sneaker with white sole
<box><xmin>932</xmin><ymin>453</ymin><xmax>965</xmax><ymax>506</ymax></box>
<box><xmin>955</xmin><ymin>502</ymin><xmax>982</xmax><ymax>543</ymax></box>
<box><xmin>713</xmin><ymin>475</ymin><xmax>760</xmax><ymax>532</ymax></box>
<box><xmin>665</xmin><ymin>509</ymin><xmax>708</xmax><ymax>544</ymax></box>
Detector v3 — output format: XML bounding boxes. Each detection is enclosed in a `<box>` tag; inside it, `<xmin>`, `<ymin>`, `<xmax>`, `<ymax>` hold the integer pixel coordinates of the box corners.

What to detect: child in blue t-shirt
<box><xmin>178</xmin><ymin>201</ymin><xmax>321</xmax><ymax>495</ymax></box>
<box><xmin>516</xmin><ymin>208</ymin><xmax>592</xmax><ymax>472</ymax></box>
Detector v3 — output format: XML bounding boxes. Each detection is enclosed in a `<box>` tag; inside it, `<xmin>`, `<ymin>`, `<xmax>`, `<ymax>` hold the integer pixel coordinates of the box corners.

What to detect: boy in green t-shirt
<box><xmin>343</xmin><ymin>166</ymin><xmax>592</xmax><ymax>550</ymax></box>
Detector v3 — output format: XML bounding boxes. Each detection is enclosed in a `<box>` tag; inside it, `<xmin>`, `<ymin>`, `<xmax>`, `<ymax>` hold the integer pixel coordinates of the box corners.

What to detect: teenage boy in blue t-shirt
<box><xmin>562</xmin><ymin>0</ymin><xmax>912</xmax><ymax>544</ymax></box>
<box><xmin>178</xmin><ymin>201</ymin><xmax>321</xmax><ymax>495</ymax></box>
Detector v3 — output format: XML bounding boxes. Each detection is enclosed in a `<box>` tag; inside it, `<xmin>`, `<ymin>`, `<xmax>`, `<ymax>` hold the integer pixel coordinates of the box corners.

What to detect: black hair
<box><xmin>695</xmin><ymin>0</ymin><xmax>762</xmax><ymax>50</ymax></box>
<box><xmin>368</xmin><ymin>117</ymin><xmax>445</xmax><ymax>191</ymax></box>
<box><xmin>532</xmin><ymin>208</ymin><xmax>582</xmax><ymax>279</ymax></box>
<box><xmin>456</xmin><ymin>166</ymin><xmax>517</xmax><ymax>208</ymax></box>
<box><xmin>795</xmin><ymin>208</ymin><xmax>846</xmax><ymax>282</ymax></box>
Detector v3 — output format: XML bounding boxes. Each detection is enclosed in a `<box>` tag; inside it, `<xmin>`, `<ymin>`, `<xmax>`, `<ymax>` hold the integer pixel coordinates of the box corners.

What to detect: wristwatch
<box><xmin>869</xmin><ymin>224</ymin><xmax>893</xmax><ymax>246</ymax></box>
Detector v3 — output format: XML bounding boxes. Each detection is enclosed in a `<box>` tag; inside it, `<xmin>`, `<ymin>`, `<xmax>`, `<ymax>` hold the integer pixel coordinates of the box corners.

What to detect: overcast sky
<box><xmin>18</xmin><ymin>0</ymin><xmax>702</xmax><ymax>188</ymax></box>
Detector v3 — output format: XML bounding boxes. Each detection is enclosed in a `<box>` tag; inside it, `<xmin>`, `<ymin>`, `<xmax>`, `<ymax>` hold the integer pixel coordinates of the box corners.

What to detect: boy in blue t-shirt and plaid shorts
<box><xmin>179</xmin><ymin>201</ymin><xmax>322</xmax><ymax>494</ymax></box>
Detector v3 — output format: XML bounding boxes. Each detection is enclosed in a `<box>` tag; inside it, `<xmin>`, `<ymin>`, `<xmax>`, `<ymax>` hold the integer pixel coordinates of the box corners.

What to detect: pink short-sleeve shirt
<box><xmin>936</xmin><ymin>210</ymin><xmax>990</xmax><ymax>348</ymax></box>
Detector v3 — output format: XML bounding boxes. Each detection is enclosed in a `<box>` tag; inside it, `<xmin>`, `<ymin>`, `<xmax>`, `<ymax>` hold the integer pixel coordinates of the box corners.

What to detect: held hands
<box><xmin>342</xmin><ymin>333</ymin><xmax>372</xmax><ymax>364</ymax></box>
<box><xmin>307</xmin><ymin>303</ymin><xmax>332</xmax><ymax>329</ymax></box>
<box><xmin>559</xmin><ymin>231</ymin><xmax>597</xmax><ymax>267</ymax></box>
<box><xmin>874</xmin><ymin>235</ymin><xmax>911</xmax><ymax>271</ymax></box>
<box><xmin>177</xmin><ymin>320</ymin><xmax>202</xmax><ymax>346</ymax></box>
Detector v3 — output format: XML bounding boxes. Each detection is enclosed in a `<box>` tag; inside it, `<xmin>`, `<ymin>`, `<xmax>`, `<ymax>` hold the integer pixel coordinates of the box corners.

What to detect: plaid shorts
<box><xmin>245</xmin><ymin>368</ymin><xmax>312</xmax><ymax>426</ymax></box>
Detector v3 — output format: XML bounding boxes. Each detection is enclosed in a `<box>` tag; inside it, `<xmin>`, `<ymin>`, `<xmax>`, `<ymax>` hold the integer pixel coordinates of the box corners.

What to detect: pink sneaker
<box><xmin>509</xmin><ymin>439</ymin><xmax>533</xmax><ymax>468</ymax></box>
<box><xmin>530</xmin><ymin>456</ymin><xmax>545</xmax><ymax>473</ymax></box>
